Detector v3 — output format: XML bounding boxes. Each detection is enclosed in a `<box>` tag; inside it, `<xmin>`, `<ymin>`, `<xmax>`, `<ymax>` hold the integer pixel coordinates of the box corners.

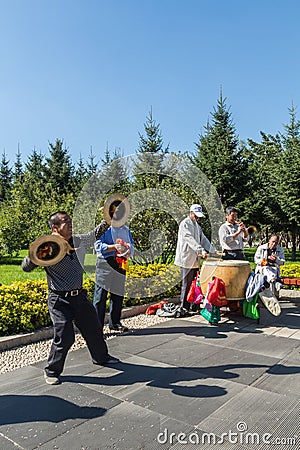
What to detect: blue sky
<box><xmin>1</xmin><ymin>0</ymin><xmax>299</xmax><ymax>166</ymax></box>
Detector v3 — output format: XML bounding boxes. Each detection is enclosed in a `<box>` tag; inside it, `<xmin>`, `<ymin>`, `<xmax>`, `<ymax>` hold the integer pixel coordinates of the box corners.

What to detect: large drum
<box><xmin>200</xmin><ymin>259</ymin><xmax>251</xmax><ymax>300</ymax></box>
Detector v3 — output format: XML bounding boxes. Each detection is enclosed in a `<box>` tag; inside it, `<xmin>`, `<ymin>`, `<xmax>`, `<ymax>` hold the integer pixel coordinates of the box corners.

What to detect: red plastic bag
<box><xmin>146</xmin><ymin>301</ymin><xmax>168</xmax><ymax>315</ymax></box>
<box><xmin>187</xmin><ymin>273</ymin><xmax>204</xmax><ymax>304</ymax></box>
<box><xmin>187</xmin><ymin>277</ymin><xmax>197</xmax><ymax>303</ymax></box>
<box><xmin>206</xmin><ymin>277</ymin><xmax>227</xmax><ymax>307</ymax></box>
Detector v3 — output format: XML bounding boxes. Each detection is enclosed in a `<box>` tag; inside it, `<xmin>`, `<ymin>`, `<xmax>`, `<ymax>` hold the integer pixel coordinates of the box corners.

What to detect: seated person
<box><xmin>254</xmin><ymin>235</ymin><xmax>285</xmax><ymax>296</ymax></box>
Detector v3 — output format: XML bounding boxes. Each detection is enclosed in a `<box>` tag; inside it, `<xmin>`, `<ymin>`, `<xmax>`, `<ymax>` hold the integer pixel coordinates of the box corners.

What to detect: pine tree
<box><xmin>13</xmin><ymin>145</ymin><xmax>23</xmax><ymax>182</ymax></box>
<box><xmin>133</xmin><ymin>108</ymin><xmax>169</xmax><ymax>190</ymax></box>
<box><xmin>44</xmin><ymin>139</ymin><xmax>75</xmax><ymax>196</ymax></box>
<box><xmin>25</xmin><ymin>148</ymin><xmax>46</xmax><ymax>180</ymax></box>
<box><xmin>130</xmin><ymin>110</ymin><xmax>176</xmax><ymax>263</ymax></box>
<box><xmin>99</xmin><ymin>145</ymin><xmax>130</xmax><ymax>200</ymax></box>
<box><xmin>74</xmin><ymin>153</ymin><xmax>88</xmax><ymax>193</ymax></box>
<box><xmin>194</xmin><ymin>90</ymin><xmax>247</xmax><ymax>207</ymax></box>
<box><xmin>279</xmin><ymin>104</ymin><xmax>300</xmax><ymax>259</ymax></box>
<box><xmin>0</xmin><ymin>151</ymin><xmax>12</xmax><ymax>202</ymax></box>
<box><xmin>87</xmin><ymin>146</ymin><xmax>99</xmax><ymax>176</ymax></box>
<box><xmin>245</xmin><ymin>132</ymin><xmax>284</xmax><ymax>233</ymax></box>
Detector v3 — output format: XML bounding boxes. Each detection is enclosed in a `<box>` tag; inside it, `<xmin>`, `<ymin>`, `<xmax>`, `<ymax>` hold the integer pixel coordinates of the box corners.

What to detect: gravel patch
<box><xmin>0</xmin><ymin>314</ymin><xmax>172</xmax><ymax>374</ymax></box>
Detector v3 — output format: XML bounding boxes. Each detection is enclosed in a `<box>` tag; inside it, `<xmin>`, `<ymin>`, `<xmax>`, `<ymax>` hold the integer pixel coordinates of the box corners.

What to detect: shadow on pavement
<box><xmin>61</xmin><ymin>360</ymin><xmax>277</xmax><ymax>397</ymax></box>
<box><xmin>0</xmin><ymin>395</ymin><xmax>106</xmax><ymax>425</ymax></box>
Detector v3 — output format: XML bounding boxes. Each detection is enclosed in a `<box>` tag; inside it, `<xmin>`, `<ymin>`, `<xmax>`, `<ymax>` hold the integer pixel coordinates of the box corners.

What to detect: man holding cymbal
<box><xmin>22</xmin><ymin>211</ymin><xmax>119</xmax><ymax>385</ymax></box>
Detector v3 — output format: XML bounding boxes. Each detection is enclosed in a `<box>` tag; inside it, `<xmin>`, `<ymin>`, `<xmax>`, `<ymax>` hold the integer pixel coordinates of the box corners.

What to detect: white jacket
<box><xmin>254</xmin><ymin>243</ymin><xmax>285</xmax><ymax>267</ymax></box>
<box><xmin>174</xmin><ymin>216</ymin><xmax>214</xmax><ymax>269</ymax></box>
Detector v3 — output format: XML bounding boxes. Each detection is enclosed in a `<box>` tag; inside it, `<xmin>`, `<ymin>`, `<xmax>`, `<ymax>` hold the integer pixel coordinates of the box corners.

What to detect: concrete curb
<box><xmin>279</xmin><ymin>289</ymin><xmax>300</xmax><ymax>300</ymax></box>
<box><xmin>0</xmin><ymin>296</ymin><xmax>180</xmax><ymax>351</ymax></box>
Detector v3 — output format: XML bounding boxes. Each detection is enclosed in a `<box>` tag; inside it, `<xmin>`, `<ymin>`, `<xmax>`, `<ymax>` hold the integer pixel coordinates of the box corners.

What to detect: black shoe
<box><xmin>102</xmin><ymin>356</ymin><xmax>120</xmax><ymax>365</ymax></box>
<box><xmin>44</xmin><ymin>372</ymin><xmax>61</xmax><ymax>385</ymax></box>
<box><xmin>109</xmin><ymin>323</ymin><xmax>129</xmax><ymax>332</ymax></box>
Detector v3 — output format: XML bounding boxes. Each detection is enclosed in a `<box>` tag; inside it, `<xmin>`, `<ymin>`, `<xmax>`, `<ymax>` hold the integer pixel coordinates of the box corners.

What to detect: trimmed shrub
<box><xmin>0</xmin><ymin>280</ymin><xmax>49</xmax><ymax>335</ymax></box>
<box><xmin>124</xmin><ymin>264</ymin><xmax>180</xmax><ymax>306</ymax></box>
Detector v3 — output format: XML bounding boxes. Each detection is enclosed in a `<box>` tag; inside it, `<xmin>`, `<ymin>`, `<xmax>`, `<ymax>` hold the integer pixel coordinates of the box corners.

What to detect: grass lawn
<box><xmin>0</xmin><ymin>250</ymin><xmax>97</xmax><ymax>285</ymax></box>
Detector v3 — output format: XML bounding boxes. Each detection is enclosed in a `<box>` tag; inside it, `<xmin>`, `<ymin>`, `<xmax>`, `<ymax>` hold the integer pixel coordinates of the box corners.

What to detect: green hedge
<box><xmin>0</xmin><ymin>264</ymin><xmax>181</xmax><ymax>336</ymax></box>
<box><xmin>0</xmin><ymin>280</ymin><xmax>49</xmax><ymax>335</ymax></box>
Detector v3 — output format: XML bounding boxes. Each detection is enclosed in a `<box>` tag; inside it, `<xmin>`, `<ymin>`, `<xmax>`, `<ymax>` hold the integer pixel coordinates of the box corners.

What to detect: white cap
<box><xmin>190</xmin><ymin>204</ymin><xmax>205</xmax><ymax>218</ymax></box>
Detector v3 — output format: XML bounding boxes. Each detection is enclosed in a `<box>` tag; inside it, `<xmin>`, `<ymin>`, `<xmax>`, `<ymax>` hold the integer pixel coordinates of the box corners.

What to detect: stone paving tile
<box><xmin>272</xmin><ymin>327</ymin><xmax>300</xmax><ymax>338</ymax></box>
<box><xmin>0</xmin><ymin>384</ymin><xmax>120</xmax><ymax>450</ymax></box>
<box><xmin>0</xmin><ymin>365</ymin><xmax>43</xmax><ymax>395</ymax></box>
<box><xmin>198</xmin><ymin>386</ymin><xmax>300</xmax><ymax>450</ymax></box>
<box><xmin>222</xmin><ymin>332</ymin><xmax>299</xmax><ymax>359</ymax></box>
<box><xmin>0</xmin><ymin>434</ymin><xmax>24</xmax><ymax>450</ymax></box>
<box><xmin>121</xmin><ymin>371</ymin><xmax>245</xmax><ymax>427</ymax></box>
<box><xmin>252</xmin><ymin>350</ymin><xmax>300</xmax><ymax>396</ymax></box>
<box><xmin>0</xmin><ymin>297</ymin><xmax>299</xmax><ymax>450</ymax></box>
<box><xmin>36</xmin><ymin>402</ymin><xmax>196</xmax><ymax>450</ymax></box>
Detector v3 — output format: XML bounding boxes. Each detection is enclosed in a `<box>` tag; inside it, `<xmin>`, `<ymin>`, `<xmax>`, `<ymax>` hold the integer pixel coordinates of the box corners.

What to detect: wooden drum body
<box><xmin>200</xmin><ymin>259</ymin><xmax>251</xmax><ymax>300</ymax></box>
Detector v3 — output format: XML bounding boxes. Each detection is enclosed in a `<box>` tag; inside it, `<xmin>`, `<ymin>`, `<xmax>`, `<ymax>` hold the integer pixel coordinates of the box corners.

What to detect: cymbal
<box><xmin>29</xmin><ymin>234</ymin><xmax>69</xmax><ymax>266</ymax></box>
<box><xmin>103</xmin><ymin>193</ymin><xmax>130</xmax><ymax>228</ymax></box>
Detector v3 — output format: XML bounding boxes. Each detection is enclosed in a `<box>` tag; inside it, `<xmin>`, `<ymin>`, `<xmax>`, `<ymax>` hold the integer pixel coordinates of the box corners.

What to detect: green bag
<box><xmin>200</xmin><ymin>305</ymin><xmax>221</xmax><ymax>324</ymax></box>
<box><xmin>243</xmin><ymin>294</ymin><xmax>260</xmax><ymax>320</ymax></box>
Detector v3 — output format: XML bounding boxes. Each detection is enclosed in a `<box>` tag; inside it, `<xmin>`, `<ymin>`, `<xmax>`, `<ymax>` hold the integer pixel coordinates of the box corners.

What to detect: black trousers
<box><xmin>45</xmin><ymin>290</ymin><xmax>109</xmax><ymax>377</ymax></box>
<box><xmin>180</xmin><ymin>267</ymin><xmax>198</xmax><ymax>310</ymax></box>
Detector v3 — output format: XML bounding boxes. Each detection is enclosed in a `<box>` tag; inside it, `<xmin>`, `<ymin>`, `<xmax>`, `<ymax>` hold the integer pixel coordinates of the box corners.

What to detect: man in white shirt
<box><xmin>174</xmin><ymin>204</ymin><xmax>215</xmax><ymax>311</ymax></box>
<box><xmin>218</xmin><ymin>206</ymin><xmax>249</xmax><ymax>260</ymax></box>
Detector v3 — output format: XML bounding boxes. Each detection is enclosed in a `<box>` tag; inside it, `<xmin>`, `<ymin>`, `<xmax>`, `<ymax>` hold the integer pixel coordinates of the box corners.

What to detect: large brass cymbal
<box><xmin>29</xmin><ymin>234</ymin><xmax>70</xmax><ymax>266</ymax></box>
<box><xmin>103</xmin><ymin>193</ymin><xmax>130</xmax><ymax>228</ymax></box>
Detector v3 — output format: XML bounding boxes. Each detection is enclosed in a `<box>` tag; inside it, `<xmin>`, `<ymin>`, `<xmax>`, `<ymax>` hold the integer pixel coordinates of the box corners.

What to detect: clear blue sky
<box><xmin>1</xmin><ymin>0</ymin><xmax>299</xmax><ymax>166</ymax></box>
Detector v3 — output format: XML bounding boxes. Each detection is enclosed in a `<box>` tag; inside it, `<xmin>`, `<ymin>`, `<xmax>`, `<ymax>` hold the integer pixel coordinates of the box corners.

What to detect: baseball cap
<box><xmin>190</xmin><ymin>204</ymin><xmax>205</xmax><ymax>218</ymax></box>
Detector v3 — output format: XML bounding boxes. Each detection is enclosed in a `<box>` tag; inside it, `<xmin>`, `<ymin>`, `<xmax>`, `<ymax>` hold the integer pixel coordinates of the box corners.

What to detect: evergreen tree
<box><xmin>133</xmin><ymin>108</ymin><xmax>169</xmax><ymax>190</ymax></box>
<box><xmin>279</xmin><ymin>104</ymin><xmax>300</xmax><ymax>259</ymax></box>
<box><xmin>44</xmin><ymin>139</ymin><xmax>75</xmax><ymax>196</ymax></box>
<box><xmin>97</xmin><ymin>146</ymin><xmax>130</xmax><ymax>215</ymax></box>
<box><xmin>87</xmin><ymin>146</ymin><xmax>99</xmax><ymax>175</ymax></box>
<box><xmin>130</xmin><ymin>111</ymin><xmax>177</xmax><ymax>263</ymax></box>
<box><xmin>194</xmin><ymin>90</ymin><xmax>247</xmax><ymax>207</ymax></box>
<box><xmin>13</xmin><ymin>145</ymin><xmax>23</xmax><ymax>182</ymax></box>
<box><xmin>244</xmin><ymin>132</ymin><xmax>284</xmax><ymax>233</ymax></box>
<box><xmin>74</xmin><ymin>153</ymin><xmax>88</xmax><ymax>194</ymax></box>
<box><xmin>0</xmin><ymin>151</ymin><xmax>12</xmax><ymax>202</ymax></box>
<box><xmin>25</xmin><ymin>148</ymin><xmax>46</xmax><ymax>180</ymax></box>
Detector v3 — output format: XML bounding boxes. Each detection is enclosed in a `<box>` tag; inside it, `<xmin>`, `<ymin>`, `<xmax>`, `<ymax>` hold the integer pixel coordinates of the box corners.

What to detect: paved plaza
<box><xmin>0</xmin><ymin>295</ymin><xmax>299</xmax><ymax>450</ymax></box>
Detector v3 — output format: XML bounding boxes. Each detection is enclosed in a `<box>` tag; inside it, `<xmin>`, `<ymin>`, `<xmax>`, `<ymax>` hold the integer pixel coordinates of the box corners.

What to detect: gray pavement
<box><xmin>0</xmin><ymin>296</ymin><xmax>299</xmax><ymax>450</ymax></box>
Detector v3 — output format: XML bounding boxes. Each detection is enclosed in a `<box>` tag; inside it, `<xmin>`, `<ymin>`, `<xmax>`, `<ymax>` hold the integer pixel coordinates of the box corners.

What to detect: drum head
<box><xmin>204</xmin><ymin>259</ymin><xmax>250</xmax><ymax>267</ymax></box>
<box><xmin>29</xmin><ymin>235</ymin><xmax>67</xmax><ymax>266</ymax></box>
<box><xmin>103</xmin><ymin>193</ymin><xmax>130</xmax><ymax>228</ymax></box>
